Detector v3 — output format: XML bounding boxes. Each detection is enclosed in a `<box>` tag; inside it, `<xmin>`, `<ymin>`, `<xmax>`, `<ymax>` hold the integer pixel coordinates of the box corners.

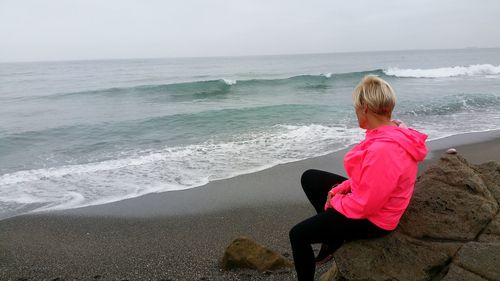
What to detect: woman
<box><xmin>289</xmin><ymin>75</ymin><xmax>428</xmax><ymax>281</ymax></box>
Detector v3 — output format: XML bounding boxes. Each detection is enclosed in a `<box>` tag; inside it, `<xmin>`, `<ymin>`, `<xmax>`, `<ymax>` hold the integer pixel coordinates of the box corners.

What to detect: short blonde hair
<box><xmin>352</xmin><ymin>75</ymin><xmax>396</xmax><ymax>116</ymax></box>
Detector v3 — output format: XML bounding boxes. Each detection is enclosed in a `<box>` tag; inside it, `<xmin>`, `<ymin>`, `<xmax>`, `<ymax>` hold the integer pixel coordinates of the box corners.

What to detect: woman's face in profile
<box><xmin>355</xmin><ymin>106</ymin><xmax>367</xmax><ymax>129</ymax></box>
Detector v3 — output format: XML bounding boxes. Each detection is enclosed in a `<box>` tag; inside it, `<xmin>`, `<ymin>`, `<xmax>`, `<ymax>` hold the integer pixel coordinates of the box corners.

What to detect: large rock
<box><xmin>440</xmin><ymin>264</ymin><xmax>488</xmax><ymax>281</ymax></box>
<box><xmin>398</xmin><ymin>153</ymin><xmax>498</xmax><ymax>240</ymax></box>
<box><xmin>220</xmin><ymin>237</ymin><xmax>293</xmax><ymax>272</ymax></box>
<box><xmin>474</xmin><ymin>161</ymin><xmax>500</xmax><ymax>203</ymax></box>
<box><xmin>320</xmin><ymin>153</ymin><xmax>500</xmax><ymax>281</ymax></box>
<box><xmin>478</xmin><ymin>213</ymin><xmax>500</xmax><ymax>242</ymax></box>
<box><xmin>453</xmin><ymin>242</ymin><xmax>500</xmax><ymax>281</ymax></box>
<box><xmin>331</xmin><ymin>232</ymin><xmax>460</xmax><ymax>281</ymax></box>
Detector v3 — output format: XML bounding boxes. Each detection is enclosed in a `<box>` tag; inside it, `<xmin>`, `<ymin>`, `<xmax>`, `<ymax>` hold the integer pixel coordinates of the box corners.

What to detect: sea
<box><xmin>1</xmin><ymin>48</ymin><xmax>499</xmax><ymax>219</ymax></box>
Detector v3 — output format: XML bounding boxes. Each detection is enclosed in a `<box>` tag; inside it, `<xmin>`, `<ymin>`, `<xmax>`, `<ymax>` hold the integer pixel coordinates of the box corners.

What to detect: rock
<box><xmin>440</xmin><ymin>264</ymin><xmax>488</xmax><ymax>281</ymax></box>
<box><xmin>319</xmin><ymin>260</ymin><xmax>339</xmax><ymax>281</ymax></box>
<box><xmin>332</xmin><ymin>232</ymin><xmax>460</xmax><ymax>281</ymax></box>
<box><xmin>474</xmin><ymin>161</ymin><xmax>500</xmax><ymax>203</ymax></box>
<box><xmin>322</xmin><ymin>153</ymin><xmax>500</xmax><ymax>281</ymax></box>
<box><xmin>220</xmin><ymin>237</ymin><xmax>293</xmax><ymax>272</ymax></box>
<box><xmin>478</xmin><ymin>213</ymin><xmax>500</xmax><ymax>242</ymax></box>
<box><xmin>453</xmin><ymin>242</ymin><xmax>500</xmax><ymax>281</ymax></box>
<box><xmin>398</xmin><ymin>153</ymin><xmax>498</xmax><ymax>240</ymax></box>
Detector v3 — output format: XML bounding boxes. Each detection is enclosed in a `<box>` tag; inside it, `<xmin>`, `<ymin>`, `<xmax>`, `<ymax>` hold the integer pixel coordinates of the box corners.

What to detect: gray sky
<box><xmin>1</xmin><ymin>0</ymin><xmax>499</xmax><ymax>62</ymax></box>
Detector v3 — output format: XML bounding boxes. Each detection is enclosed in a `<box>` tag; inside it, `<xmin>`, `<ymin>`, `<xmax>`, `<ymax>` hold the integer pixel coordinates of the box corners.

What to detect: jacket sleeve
<box><xmin>324</xmin><ymin>179</ymin><xmax>351</xmax><ymax>210</ymax></box>
<box><xmin>330</xmin><ymin>143</ymin><xmax>402</xmax><ymax>218</ymax></box>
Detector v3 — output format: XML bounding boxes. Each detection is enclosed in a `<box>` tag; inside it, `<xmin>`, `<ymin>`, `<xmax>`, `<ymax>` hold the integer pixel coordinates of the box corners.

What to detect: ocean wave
<box><xmin>0</xmin><ymin>104</ymin><xmax>334</xmax><ymax>152</ymax></box>
<box><xmin>5</xmin><ymin>64</ymin><xmax>500</xmax><ymax>103</ymax></box>
<box><xmin>0</xmin><ymin>124</ymin><xmax>363</xmax><ymax>214</ymax></box>
<box><xmin>399</xmin><ymin>94</ymin><xmax>500</xmax><ymax>116</ymax></box>
<box><xmin>18</xmin><ymin>69</ymin><xmax>383</xmax><ymax>102</ymax></box>
<box><xmin>384</xmin><ymin>64</ymin><xmax>500</xmax><ymax>78</ymax></box>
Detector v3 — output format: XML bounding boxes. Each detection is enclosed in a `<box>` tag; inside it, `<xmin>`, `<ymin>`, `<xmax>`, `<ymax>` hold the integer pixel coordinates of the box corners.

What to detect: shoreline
<box><xmin>1</xmin><ymin>129</ymin><xmax>500</xmax><ymax>221</ymax></box>
<box><xmin>1</xmin><ymin>130</ymin><xmax>499</xmax><ymax>280</ymax></box>
<box><xmin>43</xmin><ymin>128</ymin><xmax>500</xmax><ymax>219</ymax></box>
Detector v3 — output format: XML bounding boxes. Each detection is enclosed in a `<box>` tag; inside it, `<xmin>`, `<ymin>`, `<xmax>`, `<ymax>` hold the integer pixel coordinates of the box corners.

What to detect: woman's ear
<box><xmin>363</xmin><ymin>104</ymin><xmax>369</xmax><ymax>114</ymax></box>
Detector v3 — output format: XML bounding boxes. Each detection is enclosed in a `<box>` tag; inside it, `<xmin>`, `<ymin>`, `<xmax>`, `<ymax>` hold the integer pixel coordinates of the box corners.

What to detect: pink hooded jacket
<box><xmin>325</xmin><ymin>124</ymin><xmax>428</xmax><ymax>230</ymax></box>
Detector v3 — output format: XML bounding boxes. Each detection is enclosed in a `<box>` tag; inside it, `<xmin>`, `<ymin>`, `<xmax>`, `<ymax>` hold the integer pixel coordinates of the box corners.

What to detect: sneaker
<box><xmin>315</xmin><ymin>244</ymin><xmax>333</xmax><ymax>265</ymax></box>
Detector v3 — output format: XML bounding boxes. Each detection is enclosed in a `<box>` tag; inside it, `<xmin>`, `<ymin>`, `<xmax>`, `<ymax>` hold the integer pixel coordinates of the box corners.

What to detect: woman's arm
<box><xmin>329</xmin><ymin>143</ymin><xmax>402</xmax><ymax>217</ymax></box>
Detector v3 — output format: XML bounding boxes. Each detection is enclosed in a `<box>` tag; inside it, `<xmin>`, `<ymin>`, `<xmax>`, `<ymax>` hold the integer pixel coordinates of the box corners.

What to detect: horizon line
<box><xmin>1</xmin><ymin>46</ymin><xmax>499</xmax><ymax>64</ymax></box>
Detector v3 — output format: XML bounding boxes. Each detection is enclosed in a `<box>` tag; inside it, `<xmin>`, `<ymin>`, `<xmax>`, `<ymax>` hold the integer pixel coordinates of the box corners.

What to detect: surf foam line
<box><xmin>384</xmin><ymin>64</ymin><xmax>500</xmax><ymax>78</ymax></box>
<box><xmin>0</xmin><ymin>124</ymin><xmax>364</xmax><ymax>213</ymax></box>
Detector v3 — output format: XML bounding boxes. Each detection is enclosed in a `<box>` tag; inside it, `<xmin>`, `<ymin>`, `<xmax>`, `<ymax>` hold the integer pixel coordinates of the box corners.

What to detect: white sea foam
<box><xmin>384</xmin><ymin>64</ymin><xmax>500</xmax><ymax>78</ymax></box>
<box><xmin>222</xmin><ymin>79</ymin><xmax>237</xmax><ymax>85</ymax></box>
<box><xmin>321</xmin><ymin>73</ymin><xmax>332</xmax><ymax>78</ymax></box>
<box><xmin>0</xmin><ymin>124</ymin><xmax>363</xmax><ymax>214</ymax></box>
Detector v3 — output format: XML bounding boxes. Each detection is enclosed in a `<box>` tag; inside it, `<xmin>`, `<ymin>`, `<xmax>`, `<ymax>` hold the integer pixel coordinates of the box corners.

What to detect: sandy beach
<box><xmin>1</xmin><ymin>130</ymin><xmax>499</xmax><ymax>281</ymax></box>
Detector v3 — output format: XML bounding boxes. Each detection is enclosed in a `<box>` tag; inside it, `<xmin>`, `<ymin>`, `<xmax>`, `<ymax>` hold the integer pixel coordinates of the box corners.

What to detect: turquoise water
<box><xmin>1</xmin><ymin>48</ymin><xmax>499</xmax><ymax>219</ymax></box>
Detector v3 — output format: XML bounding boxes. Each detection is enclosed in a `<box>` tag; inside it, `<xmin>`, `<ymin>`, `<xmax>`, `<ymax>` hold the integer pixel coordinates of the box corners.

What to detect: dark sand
<box><xmin>1</xmin><ymin>130</ymin><xmax>499</xmax><ymax>281</ymax></box>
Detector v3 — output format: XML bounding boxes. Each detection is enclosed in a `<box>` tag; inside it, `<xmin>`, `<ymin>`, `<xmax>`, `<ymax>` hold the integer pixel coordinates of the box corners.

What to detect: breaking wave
<box><xmin>384</xmin><ymin>64</ymin><xmax>500</xmax><ymax>78</ymax></box>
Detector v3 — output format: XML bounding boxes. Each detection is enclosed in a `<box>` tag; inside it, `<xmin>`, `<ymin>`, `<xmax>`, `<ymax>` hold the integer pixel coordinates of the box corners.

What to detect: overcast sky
<box><xmin>1</xmin><ymin>0</ymin><xmax>499</xmax><ymax>62</ymax></box>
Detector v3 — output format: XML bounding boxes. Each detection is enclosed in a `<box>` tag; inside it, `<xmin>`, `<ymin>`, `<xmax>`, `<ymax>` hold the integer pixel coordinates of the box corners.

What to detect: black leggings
<box><xmin>289</xmin><ymin>169</ymin><xmax>391</xmax><ymax>281</ymax></box>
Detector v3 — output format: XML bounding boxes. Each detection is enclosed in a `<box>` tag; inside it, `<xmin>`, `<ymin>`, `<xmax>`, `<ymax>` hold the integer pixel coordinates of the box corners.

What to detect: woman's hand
<box><xmin>325</xmin><ymin>190</ymin><xmax>339</xmax><ymax>210</ymax></box>
<box><xmin>328</xmin><ymin>187</ymin><xmax>350</xmax><ymax>201</ymax></box>
<box><xmin>325</xmin><ymin>181</ymin><xmax>351</xmax><ymax>210</ymax></box>
<box><xmin>326</xmin><ymin>190</ymin><xmax>336</xmax><ymax>202</ymax></box>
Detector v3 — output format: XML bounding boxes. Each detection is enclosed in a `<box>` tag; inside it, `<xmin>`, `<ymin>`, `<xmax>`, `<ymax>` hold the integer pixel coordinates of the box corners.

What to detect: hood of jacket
<box><xmin>365</xmin><ymin>125</ymin><xmax>428</xmax><ymax>161</ymax></box>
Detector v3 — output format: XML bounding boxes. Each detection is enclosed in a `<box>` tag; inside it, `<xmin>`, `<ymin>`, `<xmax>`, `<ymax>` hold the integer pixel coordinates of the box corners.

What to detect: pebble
<box><xmin>446</xmin><ymin>148</ymin><xmax>457</xmax><ymax>154</ymax></box>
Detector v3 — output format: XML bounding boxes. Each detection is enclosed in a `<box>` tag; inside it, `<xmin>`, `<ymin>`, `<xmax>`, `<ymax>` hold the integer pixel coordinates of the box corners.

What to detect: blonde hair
<box><xmin>352</xmin><ymin>75</ymin><xmax>396</xmax><ymax>116</ymax></box>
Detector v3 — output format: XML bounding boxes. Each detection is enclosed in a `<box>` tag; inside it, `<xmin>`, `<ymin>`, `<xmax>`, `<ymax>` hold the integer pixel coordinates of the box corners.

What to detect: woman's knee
<box><xmin>301</xmin><ymin>169</ymin><xmax>319</xmax><ymax>188</ymax></box>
